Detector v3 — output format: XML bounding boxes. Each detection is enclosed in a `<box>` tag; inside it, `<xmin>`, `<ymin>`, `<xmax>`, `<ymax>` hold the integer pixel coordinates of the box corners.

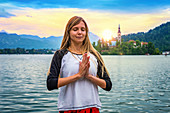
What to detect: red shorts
<box><xmin>59</xmin><ymin>107</ymin><xmax>99</xmax><ymax>113</ymax></box>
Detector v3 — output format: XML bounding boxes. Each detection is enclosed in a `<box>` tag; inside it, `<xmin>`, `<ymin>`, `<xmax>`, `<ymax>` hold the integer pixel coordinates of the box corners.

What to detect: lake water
<box><xmin>0</xmin><ymin>55</ymin><xmax>169</xmax><ymax>113</ymax></box>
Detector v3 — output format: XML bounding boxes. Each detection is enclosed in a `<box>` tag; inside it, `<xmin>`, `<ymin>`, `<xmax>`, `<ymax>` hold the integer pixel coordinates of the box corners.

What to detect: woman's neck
<box><xmin>68</xmin><ymin>43</ymin><xmax>83</xmax><ymax>54</ymax></box>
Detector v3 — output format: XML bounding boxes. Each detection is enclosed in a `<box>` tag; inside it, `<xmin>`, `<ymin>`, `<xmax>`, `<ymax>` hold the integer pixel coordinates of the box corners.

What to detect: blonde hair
<box><xmin>60</xmin><ymin>16</ymin><xmax>109</xmax><ymax>77</ymax></box>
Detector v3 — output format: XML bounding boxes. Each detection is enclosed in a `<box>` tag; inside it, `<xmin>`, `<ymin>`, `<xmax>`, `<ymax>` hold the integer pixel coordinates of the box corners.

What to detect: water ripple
<box><xmin>0</xmin><ymin>55</ymin><xmax>170</xmax><ymax>113</ymax></box>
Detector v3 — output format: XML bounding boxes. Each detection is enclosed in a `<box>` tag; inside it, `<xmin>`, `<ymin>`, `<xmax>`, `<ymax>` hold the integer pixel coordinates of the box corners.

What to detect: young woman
<box><xmin>47</xmin><ymin>16</ymin><xmax>112</xmax><ymax>113</ymax></box>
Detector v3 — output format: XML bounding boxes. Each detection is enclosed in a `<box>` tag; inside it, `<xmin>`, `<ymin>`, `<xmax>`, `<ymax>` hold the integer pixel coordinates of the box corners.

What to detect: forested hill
<box><xmin>121</xmin><ymin>22</ymin><xmax>170</xmax><ymax>51</ymax></box>
<box><xmin>0</xmin><ymin>32</ymin><xmax>100</xmax><ymax>49</ymax></box>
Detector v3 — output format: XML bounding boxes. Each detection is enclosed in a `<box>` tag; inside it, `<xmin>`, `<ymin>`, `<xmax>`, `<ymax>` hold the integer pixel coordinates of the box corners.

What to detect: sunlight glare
<box><xmin>102</xmin><ymin>29</ymin><xmax>113</xmax><ymax>41</ymax></box>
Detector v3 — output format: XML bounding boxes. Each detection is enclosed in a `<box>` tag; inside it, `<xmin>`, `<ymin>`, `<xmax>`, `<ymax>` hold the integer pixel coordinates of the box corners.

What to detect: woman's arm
<box><xmin>47</xmin><ymin>50</ymin><xmax>62</xmax><ymax>91</ymax></box>
<box><xmin>85</xmin><ymin>74</ymin><xmax>106</xmax><ymax>89</ymax></box>
<box><xmin>58</xmin><ymin>74</ymin><xmax>80</xmax><ymax>88</ymax></box>
<box><xmin>94</xmin><ymin>54</ymin><xmax>112</xmax><ymax>91</ymax></box>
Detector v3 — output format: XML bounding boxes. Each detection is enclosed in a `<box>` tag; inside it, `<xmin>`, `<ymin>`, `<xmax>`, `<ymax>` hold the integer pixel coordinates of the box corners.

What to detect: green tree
<box><xmin>154</xmin><ymin>48</ymin><xmax>160</xmax><ymax>55</ymax></box>
<box><xmin>110</xmin><ymin>47</ymin><xmax>119</xmax><ymax>55</ymax></box>
<box><xmin>122</xmin><ymin>45</ymin><xmax>129</xmax><ymax>54</ymax></box>
<box><xmin>136</xmin><ymin>47</ymin><xmax>143</xmax><ymax>55</ymax></box>
<box><xmin>148</xmin><ymin>42</ymin><xmax>155</xmax><ymax>55</ymax></box>
<box><xmin>92</xmin><ymin>42</ymin><xmax>96</xmax><ymax>48</ymax></box>
<box><xmin>95</xmin><ymin>40</ymin><xmax>102</xmax><ymax>53</ymax></box>
<box><xmin>0</xmin><ymin>49</ymin><xmax>2</xmax><ymax>54</ymax></box>
<box><xmin>136</xmin><ymin>40</ymin><xmax>141</xmax><ymax>47</ymax></box>
<box><xmin>141</xmin><ymin>46</ymin><xmax>147</xmax><ymax>54</ymax></box>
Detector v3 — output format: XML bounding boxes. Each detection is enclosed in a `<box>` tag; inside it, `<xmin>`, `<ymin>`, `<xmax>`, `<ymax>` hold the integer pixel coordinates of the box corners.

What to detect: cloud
<box><xmin>0</xmin><ymin>8</ymin><xmax>15</xmax><ymax>18</ymax></box>
<box><xmin>0</xmin><ymin>7</ymin><xmax>169</xmax><ymax>38</ymax></box>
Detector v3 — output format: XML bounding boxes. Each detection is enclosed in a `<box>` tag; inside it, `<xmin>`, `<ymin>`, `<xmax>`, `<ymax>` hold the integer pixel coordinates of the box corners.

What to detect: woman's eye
<box><xmin>72</xmin><ymin>28</ymin><xmax>78</xmax><ymax>31</ymax></box>
<box><xmin>81</xmin><ymin>28</ymin><xmax>85</xmax><ymax>31</ymax></box>
<box><xmin>72</xmin><ymin>27</ymin><xmax>85</xmax><ymax>31</ymax></box>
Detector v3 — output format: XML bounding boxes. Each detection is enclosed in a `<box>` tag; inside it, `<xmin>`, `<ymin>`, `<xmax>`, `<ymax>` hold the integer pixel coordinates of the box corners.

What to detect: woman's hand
<box><xmin>58</xmin><ymin>53</ymin><xmax>90</xmax><ymax>88</ymax></box>
<box><xmin>78</xmin><ymin>53</ymin><xmax>90</xmax><ymax>78</ymax></box>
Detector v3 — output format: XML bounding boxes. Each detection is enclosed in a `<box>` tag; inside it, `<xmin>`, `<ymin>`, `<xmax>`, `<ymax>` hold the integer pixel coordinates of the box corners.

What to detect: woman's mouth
<box><xmin>76</xmin><ymin>36</ymin><xmax>83</xmax><ymax>39</ymax></box>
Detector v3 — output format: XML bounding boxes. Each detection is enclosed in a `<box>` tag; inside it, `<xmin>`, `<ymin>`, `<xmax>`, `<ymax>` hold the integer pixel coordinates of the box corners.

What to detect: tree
<box><xmin>110</xmin><ymin>47</ymin><xmax>119</xmax><ymax>55</ymax></box>
<box><xmin>121</xmin><ymin>22</ymin><xmax>170</xmax><ymax>51</ymax></box>
<box><xmin>136</xmin><ymin>40</ymin><xmax>141</xmax><ymax>47</ymax></box>
<box><xmin>95</xmin><ymin>40</ymin><xmax>102</xmax><ymax>53</ymax></box>
<box><xmin>0</xmin><ymin>49</ymin><xmax>2</xmax><ymax>54</ymax></box>
<box><xmin>122</xmin><ymin>45</ymin><xmax>129</xmax><ymax>54</ymax></box>
<box><xmin>148</xmin><ymin>42</ymin><xmax>155</xmax><ymax>55</ymax></box>
<box><xmin>92</xmin><ymin>42</ymin><xmax>96</xmax><ymax>47</ymax></box>
<box><xmin>141</xmin><ymin>46</ymin><xmax>147</xmax><ymax>54</ymax></box>
<box><xmin>136</xmin><ymin>47</ymin><xmax>143</xmax><ymax>55</ymax></box>
<box><xmin>154</xmin><ymin>48</ymin><xmax>160</xmax><ymax>55</ymax></box>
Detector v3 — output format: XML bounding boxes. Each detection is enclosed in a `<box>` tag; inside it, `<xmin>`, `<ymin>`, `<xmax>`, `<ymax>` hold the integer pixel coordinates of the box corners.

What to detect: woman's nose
<box><xmin>77</xmin><ymin>29</ymin><xmax>82</xmax><ymax>34</ymax></box>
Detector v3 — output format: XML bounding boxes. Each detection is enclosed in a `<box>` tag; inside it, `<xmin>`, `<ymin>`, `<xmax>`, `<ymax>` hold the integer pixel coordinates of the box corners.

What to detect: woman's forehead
<box><xmin>72</xmin><ymin>21</ymin><xmax>85</xmax><ymax>28</ymax></box>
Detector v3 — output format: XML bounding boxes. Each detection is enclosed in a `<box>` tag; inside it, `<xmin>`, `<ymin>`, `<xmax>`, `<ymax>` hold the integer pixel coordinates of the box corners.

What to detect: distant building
<box><xmin>99</xmin><ymin>24</ymin><xmax>121</xmax><ymax>48</ymax></box>
<box><xmin>162</xmin><ymin>51</ymin><xmax>170</xmax><ymax>55</ymax></box>
<box><xmin>129</xmin><ymin>40</ymin><xmax>148</xmax><ymax>47</ymax></box>
<box><xmin>129</xmin><ymin>40</ymin><xmax>136</xmax><ymax>46</ymax></box>
<box><xmin>117</xmin><ymin>24</ymin><xmax>121</xmax><ymax>44</ymax></box>
<box><xmin>51</xmin><ymin>50</ymin><xmax>56</xmax><ymax>54</ymax></box>
<box><xmin>141</xmin><ymin>42</ymin><xmax>148</xmax><ymax>47</ymax></box>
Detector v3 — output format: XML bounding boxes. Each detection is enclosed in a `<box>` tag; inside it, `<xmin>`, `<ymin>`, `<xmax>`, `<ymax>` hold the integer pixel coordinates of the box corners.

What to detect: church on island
<box><xmin>99</xmin><ymin>25</ymin><xmax>148</xmax><ymax>48</ymax></box>
<box><xmin>99</xmin><ymin>24</ymin><xmax>122</xmax><ymax>48</ymax></box>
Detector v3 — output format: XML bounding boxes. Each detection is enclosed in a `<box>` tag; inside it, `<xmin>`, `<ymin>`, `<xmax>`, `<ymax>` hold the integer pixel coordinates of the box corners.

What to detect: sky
<box><xmin>0</xmin><ymin>0</ymin><xmax>170</xmax><ymax>38</ymax></box>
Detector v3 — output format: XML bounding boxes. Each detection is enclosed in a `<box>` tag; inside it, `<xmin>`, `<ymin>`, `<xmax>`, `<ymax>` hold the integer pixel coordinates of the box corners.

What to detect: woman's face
<box><xmin>69</xmin><ymin>20</ymin><xmax>86</xmax><ymax>45</ymax></box>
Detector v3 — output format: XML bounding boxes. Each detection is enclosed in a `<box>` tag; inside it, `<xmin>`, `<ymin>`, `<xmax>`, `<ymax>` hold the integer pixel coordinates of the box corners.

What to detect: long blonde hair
<box><xmin>60</xmin><ymin>16</ymin><xmax>109</xmax><ymax>77</ymax></box>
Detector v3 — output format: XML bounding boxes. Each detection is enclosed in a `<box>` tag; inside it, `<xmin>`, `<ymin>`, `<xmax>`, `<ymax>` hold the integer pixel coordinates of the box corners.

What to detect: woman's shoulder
<box><xmin>55</xmin><ymin>49</ymin><xmax>68</xmax><ymax>55</ymax></box>
<box><xmin>55</xmin><ymin>49</ymin><xmax>68</xmax><ymax>53</ymax></box>
<box><xmin>53</xmin><ymin>49</ymin><xmax>69</xmax><ymax>58</ymax></box>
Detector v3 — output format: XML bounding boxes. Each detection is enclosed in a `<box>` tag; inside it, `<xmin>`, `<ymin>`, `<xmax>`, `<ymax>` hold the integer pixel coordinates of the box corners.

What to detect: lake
<box><xmin>0</xmin><ymin>55</ymin><xmax>169</xmax><ymax>113</ymax></box>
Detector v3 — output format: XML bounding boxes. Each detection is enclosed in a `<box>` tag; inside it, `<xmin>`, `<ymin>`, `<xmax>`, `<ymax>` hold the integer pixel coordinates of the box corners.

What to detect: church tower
<box><xmin>117</xmin><ymin>24</ymin><xmax>121</xmax><ymax>44</ymax></box>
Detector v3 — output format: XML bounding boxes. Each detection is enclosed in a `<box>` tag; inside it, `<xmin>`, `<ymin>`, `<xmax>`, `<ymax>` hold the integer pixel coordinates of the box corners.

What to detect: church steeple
<box><xmin>118</xmin><ymin>24</ymin><xmax>121</xmax><ymax>33</ymax></box>
<box><xmin>117</xmin><ymin>24</ymin><xmax>121</xmax><ymax>44</ymax></box>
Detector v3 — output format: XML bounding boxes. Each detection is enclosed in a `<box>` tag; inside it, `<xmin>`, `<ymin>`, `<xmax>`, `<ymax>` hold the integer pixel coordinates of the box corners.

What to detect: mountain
<box><xmin>0</xmin><ymin>30</ymin><xmax>7</xmax><ymax>33</ymax></box>
<box><xmin>0</xmin><ymin>31</ymin><xmax>100</xmax><ymax>49</ymax></box>
<box><xmin>89</xmin><ymin>32</ymin><xmax>101</xmax><ymax>44</ymax></box>
<box><xmin>122</xmin><ymin>22</ymin><xmax>170</xmax><ymax>51</ymax></box>
<box><xmin>20</xmin><ymin>34</ymin><xmax>42</xmax><ymax>40</ymax></box>
<box><xmin>0</xmin><ymin>32</ymin><xmax>54</xmax><ymax>49</ymax></box>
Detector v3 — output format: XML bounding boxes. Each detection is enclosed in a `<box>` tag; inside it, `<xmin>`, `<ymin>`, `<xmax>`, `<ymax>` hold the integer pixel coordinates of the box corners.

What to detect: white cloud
<box><xmin>0</xmin><ymin>8</ymin><xmax>15</xmax><ymax>18</ymax></box>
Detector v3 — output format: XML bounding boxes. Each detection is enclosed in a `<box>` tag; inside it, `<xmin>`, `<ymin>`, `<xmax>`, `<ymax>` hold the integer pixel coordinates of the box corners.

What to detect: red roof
<box><xmin>112</xmin><ymin>38</ymin><xmax>116</xmax><ymax>41</ymax></box>
<box><xmin>141</xmin><ymin>42</ymin><xmax>148</xmax><ymax>45</ymax></box>
<box><xmin>129</xmin><ymin>40</ymin><xmax>135</xmax><ymax>42</ymax></box>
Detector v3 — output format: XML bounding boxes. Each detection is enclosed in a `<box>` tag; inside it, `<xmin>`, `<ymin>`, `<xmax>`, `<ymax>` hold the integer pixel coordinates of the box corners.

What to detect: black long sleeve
<box><xmin>94</xmin><ymin>51</ymin><xmax>112</xmax><ymax>91</ymax></box>
<box><xmin>97</xmin><ymin>60</ymin><xmax>112</xmax><ymax>91</ymax></box>
<box><xmin>46</xmin><ymin>49</ymin><xmax>68</xmax><ymax>91</ymax></box>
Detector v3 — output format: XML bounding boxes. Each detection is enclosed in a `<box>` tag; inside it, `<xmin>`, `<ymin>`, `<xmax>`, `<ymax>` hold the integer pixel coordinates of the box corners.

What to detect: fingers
<box><xmin>87</xmin><ymin>61</ymin><xmax>90</xmax><ymax>69</ymax></box>
<box><xmin>78</xmin><ymin>53</ymin><xmax>91</xmax><ymax>78</ymax></box>
<box><xmin>79</xmin><ymin>61</ymin><xmax>90</xmax><ymax>71</ymax></box>
<box><xmin>79</xmin><ymin>60</ymin><xmax>90</xmax><ymax>77</ymax></box>
<box><xmin>82</xmin><ymin>53</ymin><xmax>90</xmax><ymax>65</ymax></box>
<box><xmin>82</xmin><ymin>53</ymin><xmax>87</xmax><ymax>63</ymax></box>
<box><xmin>87</xmin><ymin>56</ymin><xmax>90</xmax><ymax>63</ymax></box>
